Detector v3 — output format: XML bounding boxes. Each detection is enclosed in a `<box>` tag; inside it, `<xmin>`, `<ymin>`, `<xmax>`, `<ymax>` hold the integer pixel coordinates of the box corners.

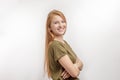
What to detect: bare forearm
<box><xmin>75</xmin><ymin>58</ymin><xmax>83</xmax><ymax>71</ymax></box>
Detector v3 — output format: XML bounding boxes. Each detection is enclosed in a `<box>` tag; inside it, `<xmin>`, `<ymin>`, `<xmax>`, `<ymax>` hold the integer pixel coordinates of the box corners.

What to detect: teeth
<box><xmin>60</xmin><ymin>29</ymin><xmax>63</xmax><ymax>30</ymax></box>
<box><xmin>57</xmin><ymin>29</ymin><xmax>64</xmax><ymax>32</ymax></box>
<box><xmin>58</xmin><ymin>28</ymin><xmax>64</xmax><ymax>30</ymax></box>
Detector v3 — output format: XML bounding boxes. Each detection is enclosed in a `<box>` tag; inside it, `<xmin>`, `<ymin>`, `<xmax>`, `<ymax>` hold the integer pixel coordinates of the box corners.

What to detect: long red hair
<box><xmin>44</xmin><ymin>10</ymin><xmax>67</xmax><ymax>78</ymax></box>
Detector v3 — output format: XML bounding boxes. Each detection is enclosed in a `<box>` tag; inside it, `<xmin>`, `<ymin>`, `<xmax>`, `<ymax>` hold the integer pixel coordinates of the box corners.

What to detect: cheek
<box><xmin>50</xmin><ymin>25</ymin><xmax>57</xmax><ymax>32</ymax></box>
<box><xmin>64</xmin><ymin>24</ymin><xmax>67</xmax><ymax>28</ymax></box>
<box><xmin>63</xmin><ymin>23</ymin><xmax>67</xmax><ymax>26</ymax></box>
<box><xmin>51</xmin><ymin>24</ymin><xmax>59</xmax><ymax>29</ymax></box>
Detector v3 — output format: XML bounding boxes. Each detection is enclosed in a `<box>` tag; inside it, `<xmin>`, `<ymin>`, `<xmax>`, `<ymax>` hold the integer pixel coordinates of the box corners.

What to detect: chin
<box><xmin>56</xmin><ymin>33</ymin><xmax>64</xmax><ymax>36</ymax></box>
<box><xmin>59</xmin><ymin>32</ymin><xmax>65</xmax><ymax>35</ymax></box>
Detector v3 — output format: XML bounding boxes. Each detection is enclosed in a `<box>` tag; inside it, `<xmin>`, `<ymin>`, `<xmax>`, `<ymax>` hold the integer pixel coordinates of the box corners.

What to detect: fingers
<box><xmin>62</xmin><ymin>71</ymin><xmax>68</xmax><ymax>79</ymax></box>
<box><xmin>63</xmin><ymin>73</ymin><xmax>70</xmax><ymax>79</ymax></box>
<box><xmin>61</xmin><ymin>70</ymin><xmax>66</xmax><ymax>77</ymax></box>
<box><xmin>61</xmin><ymin>70</ymin><xmax>70</xmax><ymax>79</ymax></box>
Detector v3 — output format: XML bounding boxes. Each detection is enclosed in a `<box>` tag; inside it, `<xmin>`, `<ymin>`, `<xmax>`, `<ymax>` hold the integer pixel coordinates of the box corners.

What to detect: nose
<box><xmin>59</xmin><ymin>22</ymin><xmax>63</xmax><ymax>28</ymax></box>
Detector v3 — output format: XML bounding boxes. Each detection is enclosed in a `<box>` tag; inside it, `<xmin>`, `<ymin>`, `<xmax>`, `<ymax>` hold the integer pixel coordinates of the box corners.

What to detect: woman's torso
<box><xmin>48</xmin><ymin>40</ymin><xmax>79</xmax><ymax>80</ymax></box>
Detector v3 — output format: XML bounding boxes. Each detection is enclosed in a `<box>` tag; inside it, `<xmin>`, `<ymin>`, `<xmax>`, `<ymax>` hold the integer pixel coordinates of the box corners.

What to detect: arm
<box><xmin>75</xmin><ymin>57</ymin><xmax>83</xmax><ymax>71</ymax></box>
<box><xmin>60</xmin><ymin>57</ymin><xmax>83</xmax><ymax>79</ymax></box>
<box><xmin>58</xmin><ymin>55</ymin><xmax>80</xmax><ymax>78</ymax></box>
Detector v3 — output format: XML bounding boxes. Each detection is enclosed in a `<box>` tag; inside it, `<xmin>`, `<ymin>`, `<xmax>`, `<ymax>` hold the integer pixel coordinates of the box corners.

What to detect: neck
<box><xmin>54</xmin><ymin>35</ymin><xmax>64</xmax><ymax>42</ymax></box>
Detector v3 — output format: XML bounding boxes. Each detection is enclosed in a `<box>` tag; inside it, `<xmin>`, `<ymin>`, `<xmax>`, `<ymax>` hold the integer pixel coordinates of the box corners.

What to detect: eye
<box><xmin>61</xmin><ymin>20</ymin><xmax>65</xmax><ymax>23</ymax></box>
<box><xmin>54</xmin><ymin>21</ymin><xmax>59</xmax><ymax>24</ymax></box>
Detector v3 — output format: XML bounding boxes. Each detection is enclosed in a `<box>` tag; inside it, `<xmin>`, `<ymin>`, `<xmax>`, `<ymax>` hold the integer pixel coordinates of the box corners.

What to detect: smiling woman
<box><xmin>50</xmin><ymin>15</ymin><xmax>66</xmax><ymax>37</ymax></box>
<box><xmin>44</xmin><ymin>10</ymin><xmax>83</xmax><ymax>80</ymax></box>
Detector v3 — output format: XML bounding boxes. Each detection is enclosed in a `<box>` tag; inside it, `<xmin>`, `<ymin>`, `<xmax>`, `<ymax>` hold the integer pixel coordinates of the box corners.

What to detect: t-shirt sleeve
<box><xmin>52</xmin><ymin>44</ymin><xmax>67</xmax><ymax>62</ymax></box>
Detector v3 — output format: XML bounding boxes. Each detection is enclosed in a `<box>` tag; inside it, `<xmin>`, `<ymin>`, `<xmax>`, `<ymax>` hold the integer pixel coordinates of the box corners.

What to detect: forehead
<box><xmin>51</xmin><ymin>15</ymin><xmax>63</xmax><ymax>21</ymax></box>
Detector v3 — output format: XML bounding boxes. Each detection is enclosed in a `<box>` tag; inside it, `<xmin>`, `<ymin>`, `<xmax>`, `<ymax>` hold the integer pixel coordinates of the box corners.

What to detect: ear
<box><xmin>48</xmin><ymin>27</ymin><xmax>52</xmax><ymax>32</ymax></box>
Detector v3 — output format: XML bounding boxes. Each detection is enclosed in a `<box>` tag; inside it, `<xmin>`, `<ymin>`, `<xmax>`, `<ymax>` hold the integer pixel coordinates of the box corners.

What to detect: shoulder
<box><xmin>48</xmin><ymin>40</ymin><xmax>66</xmax><ymax>51</ymax></box>
<box><xmin>48</xmin><ymin>40</ymin><xmax>61</xmax><ymax>51</ymax></box>
<box><xmin>49</xmin><ymin>40</ymin><xmax>59</xmax><ymax>48</ymax></box>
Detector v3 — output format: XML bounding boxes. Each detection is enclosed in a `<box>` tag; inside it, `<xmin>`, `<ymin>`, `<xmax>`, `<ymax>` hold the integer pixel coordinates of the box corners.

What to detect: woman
<box><xmin>44</xmin><ymin>10</ymin><xmax>83</xmax><ymax>80</ymax></box>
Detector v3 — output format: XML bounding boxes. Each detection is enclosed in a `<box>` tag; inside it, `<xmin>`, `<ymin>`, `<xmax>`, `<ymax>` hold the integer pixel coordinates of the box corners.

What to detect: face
<box><xmin>50</xmin><ymin>15</ymin><xmax>66</xmax><ymax>36</ymax></box>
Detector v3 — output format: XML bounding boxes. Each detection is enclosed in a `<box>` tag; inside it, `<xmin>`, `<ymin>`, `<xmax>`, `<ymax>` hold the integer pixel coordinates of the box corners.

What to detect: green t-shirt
<box><xmin>48</xmin><ymin>40</ymin><xmax>79</xmax><ymax>80</ymax></box>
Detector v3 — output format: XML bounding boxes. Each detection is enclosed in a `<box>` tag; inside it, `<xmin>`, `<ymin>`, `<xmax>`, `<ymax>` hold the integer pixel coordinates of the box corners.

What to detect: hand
<box><xmin>61</xmin><ymin>70</ymin><xmax>70</xmax><ymax>79</ymax></box>
<box><xmin>76</xmin><ymin>58</ymin><xmax>83</xmax><ymax>71</ymax></box>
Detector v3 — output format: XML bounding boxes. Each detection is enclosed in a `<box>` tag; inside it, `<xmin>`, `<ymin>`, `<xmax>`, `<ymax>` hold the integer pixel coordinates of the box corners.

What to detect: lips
<box><xmin>57</xmin><ymin>28</ymin><xmax>64</xmax><ymax>32</ymax></box>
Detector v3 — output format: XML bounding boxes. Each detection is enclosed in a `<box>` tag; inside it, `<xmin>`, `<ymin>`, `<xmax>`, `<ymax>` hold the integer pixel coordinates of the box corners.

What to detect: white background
<box><xmin>0</xmin><ymin>0</ymin><xmax>120</xmax><ymax>80</ymax></box>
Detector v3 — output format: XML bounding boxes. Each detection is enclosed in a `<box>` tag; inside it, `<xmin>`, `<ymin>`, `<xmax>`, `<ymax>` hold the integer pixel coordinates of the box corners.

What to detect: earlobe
<box><xmin>48</xmin><ymin>28</ymin><xmax>52</xmax><ymax>32</ymax></box>
<box><xmin>50</xmin><ymin>29</ymin><xmax>52</xmax><ymax>32</ymax></box>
